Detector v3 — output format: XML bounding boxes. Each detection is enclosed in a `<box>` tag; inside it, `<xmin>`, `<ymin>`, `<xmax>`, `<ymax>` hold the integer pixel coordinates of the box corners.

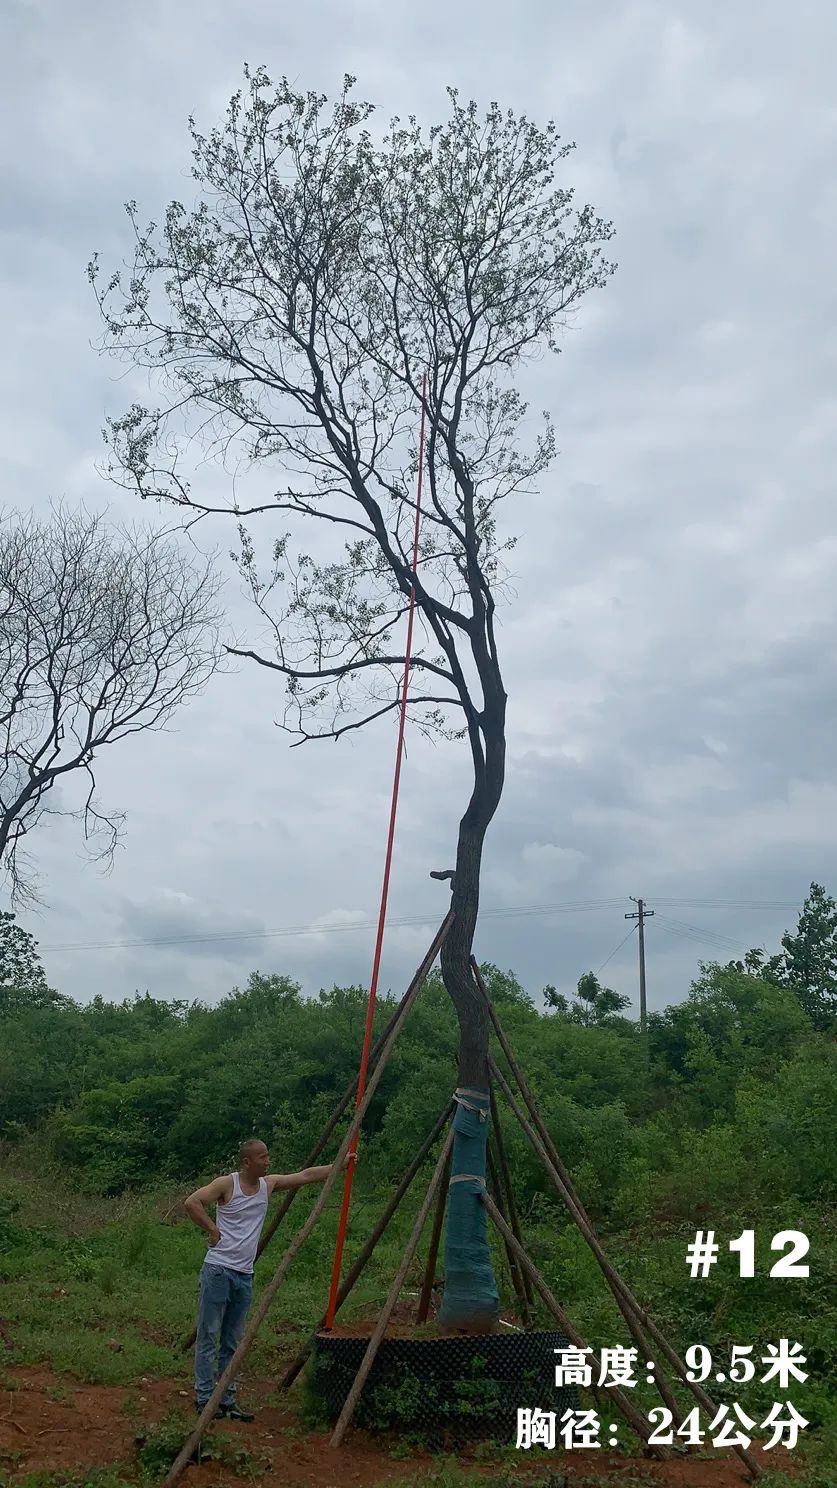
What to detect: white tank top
<box><xmin>203</xmin><ymin>1172</ymin><xmax>269</xmax><ymax>1275</ymax></box>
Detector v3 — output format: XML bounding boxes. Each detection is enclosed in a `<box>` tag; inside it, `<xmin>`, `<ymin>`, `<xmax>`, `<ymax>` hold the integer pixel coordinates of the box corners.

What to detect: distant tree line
<box><xmin>0</xmin><ymin>887</ymin><xmax>833</xmax><ymax>1219</ymax></box>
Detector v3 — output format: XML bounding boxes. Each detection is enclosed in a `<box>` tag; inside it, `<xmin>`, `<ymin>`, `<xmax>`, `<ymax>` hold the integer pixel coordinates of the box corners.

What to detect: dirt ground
<box><xmin>0</xmin><ymin>1367</ymin><xmax>798</xmax><ymax>1487</ymax></box>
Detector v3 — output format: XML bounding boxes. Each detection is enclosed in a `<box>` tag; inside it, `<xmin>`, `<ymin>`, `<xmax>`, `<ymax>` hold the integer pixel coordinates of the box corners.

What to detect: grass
<box><xmin>6</xmin><ymin>1475</ymin><xmax>136</xmax><ymax>1488</ymax></box>
<box><xmin>0</xmin><ymin>1157</ymin><xmax>834</xmax><ymax>1487</ymax></box>
<box><xmin>0</xmin><ymin>1165</ymin><xmax>452</xmax><ymax>1387</ymax></box>
<box><xmin>388</xmin><ymin>1473</ymin><xmax>566</xmax><ymax>1488</ymax></box>
<box><xmin>0</xmin><ymin>1472</ymin><xmax>570</xmax><ymax>1488</ymax></box>
<box><xmin>132</xmin><ymin>1411</ymin><xmax>270</xmax><ymax>1479</ymax></box>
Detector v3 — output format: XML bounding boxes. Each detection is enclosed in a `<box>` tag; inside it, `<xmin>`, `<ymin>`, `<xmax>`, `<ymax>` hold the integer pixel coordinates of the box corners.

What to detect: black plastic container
<box><xmin>309</xmin><ymin>1328</ymin><xmax>579</xmax><ymax>1447</ymax></box>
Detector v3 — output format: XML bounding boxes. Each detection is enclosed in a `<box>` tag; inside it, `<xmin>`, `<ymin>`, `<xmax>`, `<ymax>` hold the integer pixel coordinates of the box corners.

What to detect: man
<box><xmin>184</xmin><ymin>1138</ymin><xmax>345</xmax><ymax>1420</ymax></box>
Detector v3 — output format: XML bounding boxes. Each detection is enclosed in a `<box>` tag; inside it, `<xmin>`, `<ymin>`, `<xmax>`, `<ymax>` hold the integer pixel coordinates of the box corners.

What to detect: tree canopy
<box><xmin>729</xmin><ymin>882</ymin><xmax>837</xmax><ymax>1032</ymax></box>
<box><xmin>91</xmin><ymin>69</ymin><xmax>616</xmax><ymax>1102</ymax></box>
<box><xmin>0</xmin><ymin>910</ymin><xmax>67</xmax><ymax>1015</ymax></box>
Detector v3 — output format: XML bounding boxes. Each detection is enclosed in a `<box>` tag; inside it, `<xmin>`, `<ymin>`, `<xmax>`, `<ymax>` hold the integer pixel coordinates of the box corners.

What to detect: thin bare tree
<box><xmin>91</xmin><ymin>70</ymin><xmax>615</xmax><ymax>1324</ymax></box>
<box><xmin>0</xmin><ymin>502</ymin><xmax>224</xmax><ymax>905</ymax></box>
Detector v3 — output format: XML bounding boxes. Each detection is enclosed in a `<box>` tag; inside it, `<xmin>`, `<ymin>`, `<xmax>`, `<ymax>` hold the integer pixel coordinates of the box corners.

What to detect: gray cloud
<box><xmin>116</xmin><ymin>890</ymin><xmax>268</xmax><ymax>964</ymax></box>
<box><xmin>2</xmin><ymin>0</ymin><xmax>836</xmax><ymax>1017</ymax></box>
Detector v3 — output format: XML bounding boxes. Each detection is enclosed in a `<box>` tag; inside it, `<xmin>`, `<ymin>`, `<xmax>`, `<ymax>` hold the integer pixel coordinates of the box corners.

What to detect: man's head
<box><xmin>239</xmin><ymin>1139</ymin><xmax>269</xmax><ymax>1179</ymax></box>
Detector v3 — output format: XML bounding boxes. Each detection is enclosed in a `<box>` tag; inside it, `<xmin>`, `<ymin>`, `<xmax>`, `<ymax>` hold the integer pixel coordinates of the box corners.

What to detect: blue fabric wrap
<box><xmin>438</xmin><ymin>1089</ymin><xmax>500</xmax><ymax>1326</ymax></box>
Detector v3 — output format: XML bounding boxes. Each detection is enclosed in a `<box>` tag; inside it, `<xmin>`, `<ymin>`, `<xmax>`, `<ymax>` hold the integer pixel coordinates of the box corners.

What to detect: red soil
<box><xmin>0</xmin><ymin>1366</ymin><xmax>799</xmax><ymax>1487</ymax></box>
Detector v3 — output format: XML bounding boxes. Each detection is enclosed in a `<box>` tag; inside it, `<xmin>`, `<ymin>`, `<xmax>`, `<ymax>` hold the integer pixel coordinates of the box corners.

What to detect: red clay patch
<box><xmin>0</xmin><ymin>1367</ymin><xmax>798</xmax><ymax>1486</ymax></box>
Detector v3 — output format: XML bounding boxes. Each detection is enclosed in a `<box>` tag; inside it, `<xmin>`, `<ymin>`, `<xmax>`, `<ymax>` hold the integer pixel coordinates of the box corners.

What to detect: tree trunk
<box><xmin>437</xmin><ymin>703</ymin><xmax>505</xmax><ymax>1329</ymax></box>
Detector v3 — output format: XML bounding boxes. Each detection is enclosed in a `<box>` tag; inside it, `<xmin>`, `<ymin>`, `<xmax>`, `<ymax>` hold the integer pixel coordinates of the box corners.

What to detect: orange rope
<box><xmin>323</xmin><ymin>375</ymin><xmax>429</xmax><ymax>1329</ymax></box>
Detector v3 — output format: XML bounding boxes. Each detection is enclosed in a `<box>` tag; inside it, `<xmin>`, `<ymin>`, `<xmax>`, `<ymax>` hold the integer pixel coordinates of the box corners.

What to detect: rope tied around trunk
<box><xmin>453</xmin><ymin>1088</ymin><xmax>489</xmax><ymax>1119</ymax></box>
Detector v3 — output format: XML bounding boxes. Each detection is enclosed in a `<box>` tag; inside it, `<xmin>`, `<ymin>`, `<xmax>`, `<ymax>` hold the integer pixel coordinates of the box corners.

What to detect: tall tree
<box><xmin>544</xmin><ymin>972</ymin><xmax>630</xmax><ymax>1024</ymax></box>
<box><xmin>776</xmin><ymin>882</ymin><xmax>837</xmax><ymax>1032</ymax></box>
<box><xmin>0</xmin><ymin>503</ymin><xmax>224</xmax><ymax>904</ymax></box>
<box><xmin>91</xmin><ymin>70</ymin><xmax>614</xmax><ymax>1325</ymax></box>
<box><xmin>0</xmin><ymin>910</ymin><xmax>67</xmax><ymax>1013</ymax></box>
<box><xmin>728</xmin><ymin>883</ymin><xmax>837</xmax><ymax>1032</ymax></box>
<box><xmin>573</xmin><ymin>971</ymin><xmax>631</xmax><ymax>1025</ymax></box>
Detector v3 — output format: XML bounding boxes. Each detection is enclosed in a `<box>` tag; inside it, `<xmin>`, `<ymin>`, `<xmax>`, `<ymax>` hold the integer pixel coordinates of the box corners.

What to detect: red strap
<box><xmin>323</xmin><ymin>375</ymin><xmax>428</xmax><ymax>1329</ymax></box>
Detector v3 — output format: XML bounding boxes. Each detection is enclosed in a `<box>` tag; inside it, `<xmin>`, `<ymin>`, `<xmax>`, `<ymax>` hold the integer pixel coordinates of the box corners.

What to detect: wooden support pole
<box><xmin>486</xmin><ymin>1141</ymin><xmax>530</xmax><ymax>1327</ymax></box>
<box><xmin>472</xmin><ymin>957</ymin><xmax>585</xmax><ymax>1197</ymax></box>
<box><xmin>281</xmin><ymin>1101</ymin><xmax>455</xmax><ymax>1390</ymax></box>
<box><xmin>489</xmin><ymin>1085</ymin><xmax>534</xmax><ymax>1309</ymax></box>
<box><xmin>417</xmin><ymin>1147</ymin><xmax>451</xmax><ymax>1323</ymax></box>
<box><xmin>180</xmin><ymin>914</ymin><xmax>453</xmax><ymax>1352</ymax></box>
<box><xmin>472</xmin><ymin>960</ymin><xmax>689</xmax><ymax>1425</ymax></box>
<box><xmin>490</xmin><ymin>1057</ymin><xmax>688</xmax><ymax>1425</ymax></box>
<box><xmin>260</xmin><ymin>909</ymin><xmax>451</xmax><ymax>1258</ymax></box>
<box><xmin>163</xmin><ymin>924</ymin><xmax>445</xmax><ymax>1488</ymax></box>
<box><xmin>481</xmin><ymin>1193</ymin><xmax>671</xmax><ymax>1458</ymax></box>
<box><xmin>486</xmin><ymin>1058</ymin><xmax>760</xmax><ymax>1480</ymax></box>
<box><xmin>256</xmin><ymin>1001</ymin><xmax>409</xmax><ymax>1245</ymax></box>
<box><xmin>330</xmin><ymin>1127</ymin><xmax>456</xmax><ymax>1448</ymax></box>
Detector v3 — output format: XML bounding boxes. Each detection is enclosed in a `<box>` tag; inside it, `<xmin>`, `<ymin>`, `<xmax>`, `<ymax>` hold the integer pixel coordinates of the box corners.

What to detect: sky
<box><xmin>1</xmin><ymin>0</ymin><xmax>835</xmax><ymax>1015</ymax></box>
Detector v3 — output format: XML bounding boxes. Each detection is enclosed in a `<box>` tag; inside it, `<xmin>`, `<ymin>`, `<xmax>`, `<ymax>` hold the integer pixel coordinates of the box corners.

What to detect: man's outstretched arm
<box><xmin>268</xmin><ymin>1153</ymin><xmax>352</xmax><ymax>1194</ymax></box>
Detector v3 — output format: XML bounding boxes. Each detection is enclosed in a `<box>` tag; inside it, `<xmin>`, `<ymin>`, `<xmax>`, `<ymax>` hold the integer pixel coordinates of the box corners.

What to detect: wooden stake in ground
<box><xmin>329</xmin><ymin>1126</ymin><xmax>456</xmax><ymax>1448</ymax></box>
<box><xmin>416</xmin><ymin>1146</ymin><xmax>451</xmax><ymax>1323</ymax></box>
<box><xmin>489</xmin><ymin>1084</ymin><xmax>534</xmax><ymax>1311</ymax></box>
<box><xmin>486</xmin><ymin>1141</ymin><xmax>530</xmax><ymax>1326</ymax></box>
<box><xmin>163</xmin><ymin>924</ymin><xmax>446</xmax><ymax>1488</ymax></box>
<box><xmin>480</xmin><ymin>1192</ymin><xmax>671</xmax><ymax>1458</ymax></box>
<box><xmin>180</xmin><ymin>913</ymin><xmax>453</xmax><ymax>1352</ymax></box>
<box><xmin>281</xmin><ymin>1100</ymin><xmax>454</xmax><ymax>1390</ymax></box>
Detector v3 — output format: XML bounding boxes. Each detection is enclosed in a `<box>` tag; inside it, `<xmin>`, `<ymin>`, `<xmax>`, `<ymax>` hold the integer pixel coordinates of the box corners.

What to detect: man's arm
<box><xmin>183</xmin><ymin>1175</ymin><xmax>232</xmax><ymax>1244</ymax></box>
<box><xmin>268</xmin><ymin>1154</ymin><xmax>352</xmax><ymax>1194</ymax></box>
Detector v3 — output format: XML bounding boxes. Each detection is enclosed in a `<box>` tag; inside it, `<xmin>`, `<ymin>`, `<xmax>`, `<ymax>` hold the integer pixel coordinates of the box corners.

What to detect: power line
<box><xmin>655</xmin><ymin>917</ymin><xmax>741</xmax><ymax>950</ymax></box>
<box><xmin>651</xmin><ymin>897</ymin><xmax>800</xmax><ymax>911</ymax></box>
<box><xmin>654</xmin><ymin>914</ymin><xmax>741</xmax><ymax>950</ymax></box>
<box><xmin>652</xmin><ymin>918</ymin><xmax>743</xmax><ymax>956</ymax></box>
<box><xmin>596</xmin><ymin>924</ymin><xmax>637</xmax><ymax>976</ymax></box>
<box><xmin>36</xmin><ymin>892</ymin><xmax>805</xmax><ymax>956</ymax></box>
<box><xmin>40</xmin><ymin>897</ymin><xmax>629</xmax><ymax>954</ymax></box>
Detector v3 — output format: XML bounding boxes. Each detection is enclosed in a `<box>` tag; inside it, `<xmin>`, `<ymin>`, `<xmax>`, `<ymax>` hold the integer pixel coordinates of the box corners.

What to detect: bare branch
<box><xmin>224</xmin><ymin>643</ymin><xmax>455</xmax><ymax>687</ymax></box>
<box><xmin>0</xmin><ymin>502</ymin><xmax>225</xmax><ymax>904</ymax></box>
<box><xmin>286</xmin><ymin>692</ymin><xmax>465</xmax><ymax>746</ymax></box>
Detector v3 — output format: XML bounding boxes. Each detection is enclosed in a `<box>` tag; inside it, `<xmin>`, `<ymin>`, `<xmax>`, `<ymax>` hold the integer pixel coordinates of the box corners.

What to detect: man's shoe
<box><xmin>219</xmin><ymin>1402</ymin><xmax>255</xmax><ymax>1422</ymax></box>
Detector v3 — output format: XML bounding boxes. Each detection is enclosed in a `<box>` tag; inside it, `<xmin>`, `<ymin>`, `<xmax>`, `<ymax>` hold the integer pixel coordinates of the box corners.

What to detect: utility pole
<box><xmin>625</xmin><ymin>897</ymin><xmax>654</xmax><ymax>1035</ymax></box>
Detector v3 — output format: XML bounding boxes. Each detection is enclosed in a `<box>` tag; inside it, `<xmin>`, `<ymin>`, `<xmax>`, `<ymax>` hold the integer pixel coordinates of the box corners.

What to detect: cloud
<box><xmin>2</xmin><ymin>0</ymin><xmax>835</xmax><ymax>1016</ymax></box>
<box><xmin>521</xmin><ymin>844</ymin><xmax>588</xmax><ymax>880</ymax></box>
<box><xmin>116</xmin><ymin>888</ymin><xmax>267</xmax><ymax>960</ymax></box>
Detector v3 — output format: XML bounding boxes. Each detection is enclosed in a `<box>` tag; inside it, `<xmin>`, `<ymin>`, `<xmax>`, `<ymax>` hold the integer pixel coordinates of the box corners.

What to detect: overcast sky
<box><xmin>1</xmin><ymin>0</ymin><xmax>835</xmax><ymax>1015</ymax></box>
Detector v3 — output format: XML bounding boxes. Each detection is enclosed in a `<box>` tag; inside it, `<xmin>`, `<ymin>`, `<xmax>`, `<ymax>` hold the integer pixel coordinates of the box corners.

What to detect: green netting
<box><xmin>437</xmin><ymin>1088</ymin><xmax>500</xmax><ymax>1328</ymax></box>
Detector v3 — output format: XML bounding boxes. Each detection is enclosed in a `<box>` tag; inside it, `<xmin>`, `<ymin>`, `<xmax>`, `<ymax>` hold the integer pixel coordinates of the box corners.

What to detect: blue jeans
<box><xmin>194</xmin><ymin>1262</ymin><xmax>253</xmax><ymax>1406</ymax></box>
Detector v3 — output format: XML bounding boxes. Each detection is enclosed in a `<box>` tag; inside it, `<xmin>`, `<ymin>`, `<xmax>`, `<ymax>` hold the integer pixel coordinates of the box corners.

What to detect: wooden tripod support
<box><xmin>472</xmin><ymin>960</ymin><xmax>761</xmax><ymax>1482</ymax></box>
<box><xmin>163</xmin><ymin>928</ymin><xmax>760</xmax><ymax>1484</ymax></box>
